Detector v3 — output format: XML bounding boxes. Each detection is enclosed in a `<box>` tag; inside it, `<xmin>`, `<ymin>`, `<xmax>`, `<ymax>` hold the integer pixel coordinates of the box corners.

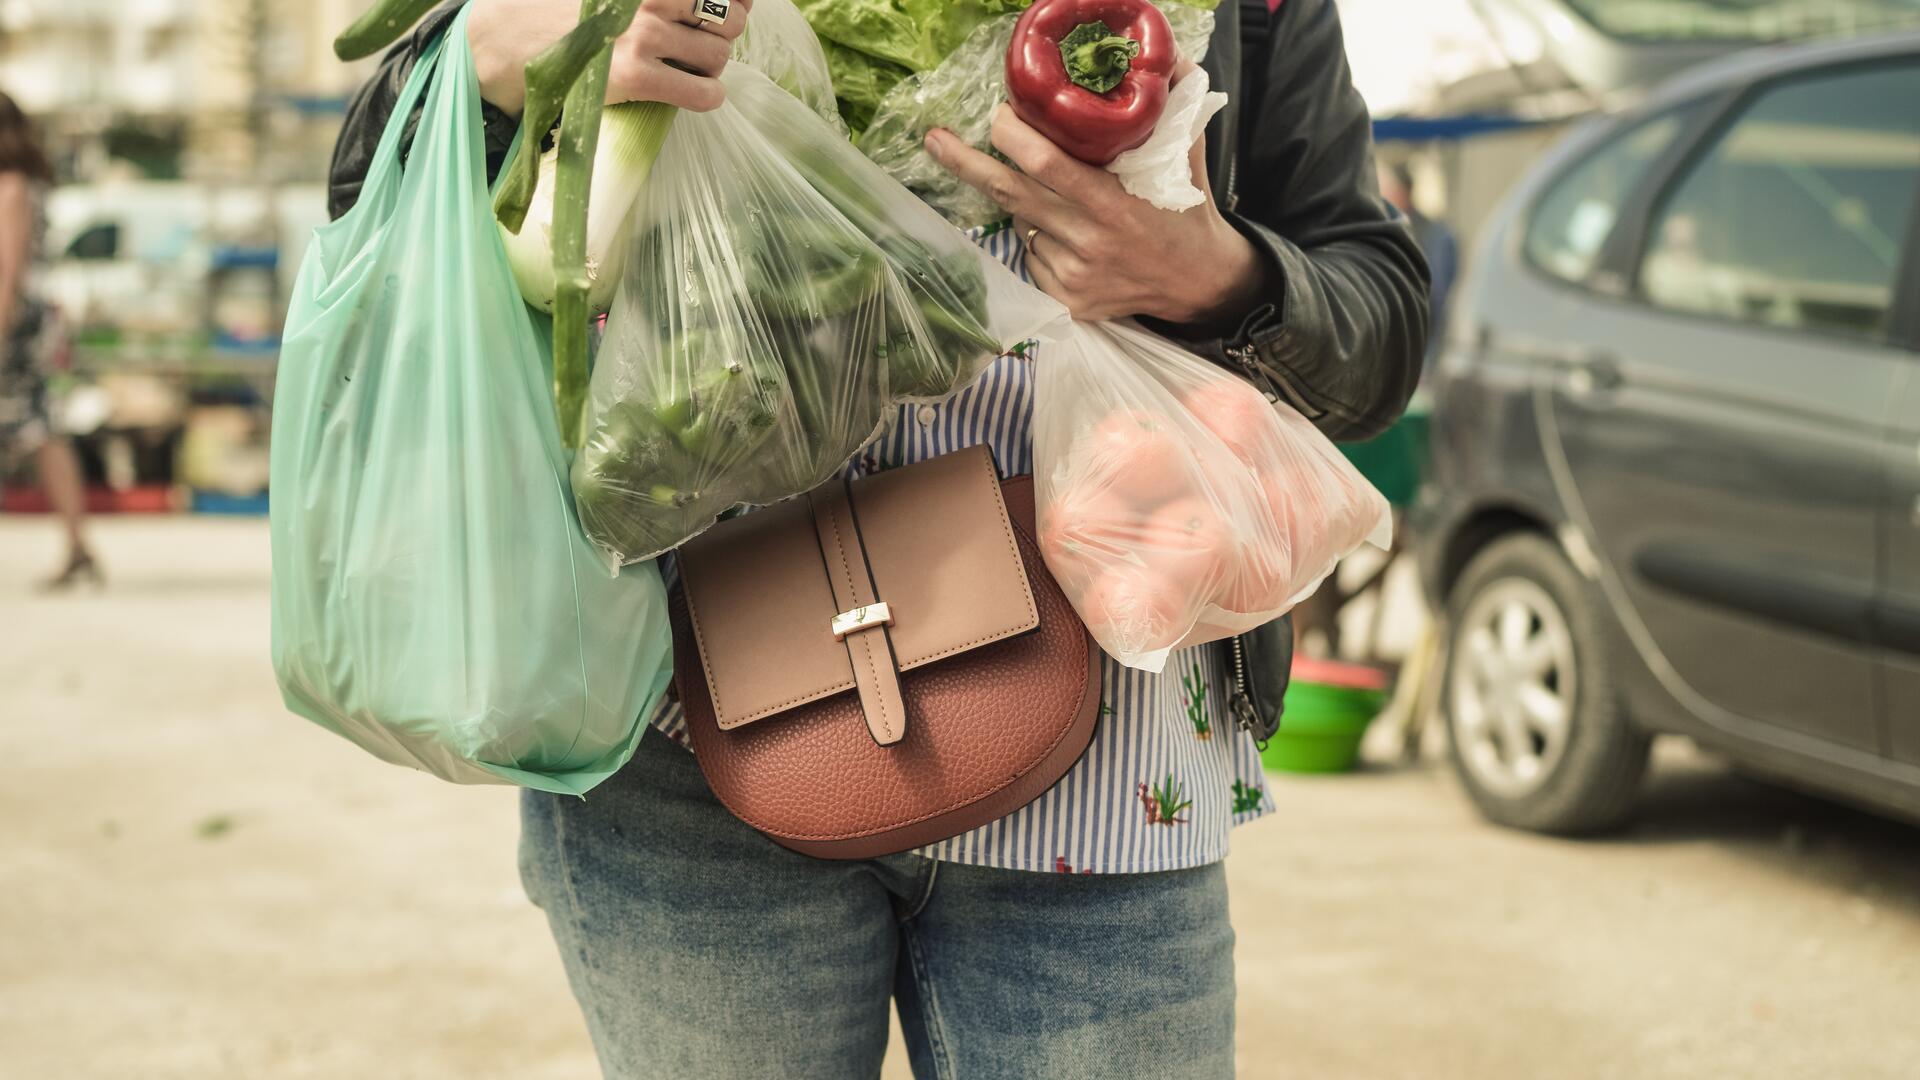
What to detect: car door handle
<box><xmin>1566</xmin><ymin>351</ymin><xmax>1624</xmax><ymax>395</ymax></box>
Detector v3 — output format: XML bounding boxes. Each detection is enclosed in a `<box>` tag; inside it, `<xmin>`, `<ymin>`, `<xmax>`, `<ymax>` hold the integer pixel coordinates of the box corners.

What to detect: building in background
<box><xmin>0</xmin><ymin>0</ymin><xmax>370</xmax><ymax>184</ymax></box>
<box><xmin>0</xmin><ymin>0</ymin><xmax>372</xmax><ymax>509</ymax></box>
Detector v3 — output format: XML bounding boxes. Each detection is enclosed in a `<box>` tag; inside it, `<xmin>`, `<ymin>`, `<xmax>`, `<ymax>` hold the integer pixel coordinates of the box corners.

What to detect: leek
<box><xmin>498</xmin><ymin>101</ymin><xmax>676</xmax><ymax>316</ymax></box>
<box><xmin>494</xmin><ymin>0</ymin><xmax>660</xmax><ymax>448</ymax></box>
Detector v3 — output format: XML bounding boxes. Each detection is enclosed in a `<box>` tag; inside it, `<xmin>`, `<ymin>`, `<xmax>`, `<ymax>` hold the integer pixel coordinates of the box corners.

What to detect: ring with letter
<box><xmin>694</xmin><ymin>0</ymin><xmax>731</xmax><ymax>25</ymax></box>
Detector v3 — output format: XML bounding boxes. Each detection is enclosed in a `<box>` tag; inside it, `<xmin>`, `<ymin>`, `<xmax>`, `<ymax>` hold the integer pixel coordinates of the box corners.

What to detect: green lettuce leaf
<box><xmin>798</xmin><ymin>0</ymin><xmax>1220</xmax><ymax>134</ymax></box>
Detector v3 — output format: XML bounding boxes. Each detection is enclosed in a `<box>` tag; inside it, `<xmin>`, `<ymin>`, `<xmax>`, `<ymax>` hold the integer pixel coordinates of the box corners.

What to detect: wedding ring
<box><xmin>1024</xmin><ymin>225</ymin><xmax>1041</xmax><ymax>249</ymax></box>
<box><xmin>693</xmin><ymin>0</ymin><xmax>731</xmax><ymax>26</ymax></box>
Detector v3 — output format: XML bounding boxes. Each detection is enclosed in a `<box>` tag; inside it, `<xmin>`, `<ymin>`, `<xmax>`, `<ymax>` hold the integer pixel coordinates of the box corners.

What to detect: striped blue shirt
<box><xmin>648</xmin><ymin>225</ymin><xmax>1276</xmax><ymax>874</ymax></box>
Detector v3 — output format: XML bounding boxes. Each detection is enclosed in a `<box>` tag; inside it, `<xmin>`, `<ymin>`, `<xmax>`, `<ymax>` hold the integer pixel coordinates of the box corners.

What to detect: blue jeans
<box><xmin>518</xmin><ymin>729</ymin><xmax>1237</xmax><ymax>1079</ymax></box>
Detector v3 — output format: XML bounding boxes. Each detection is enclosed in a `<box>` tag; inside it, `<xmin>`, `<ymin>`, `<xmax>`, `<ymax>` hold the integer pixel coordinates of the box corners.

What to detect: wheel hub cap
<box><xmin>1450</xmin><ymin>578</ymin><xmax>1577</xmax><ymax>798</ymax></box>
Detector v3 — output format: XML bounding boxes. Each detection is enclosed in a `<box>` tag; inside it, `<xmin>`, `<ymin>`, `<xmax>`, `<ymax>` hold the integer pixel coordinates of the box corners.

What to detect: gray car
<box><xmin>1419</xmin><ymin>30</ymin><xmax>1920</xmax><ymax>833</ymax></box>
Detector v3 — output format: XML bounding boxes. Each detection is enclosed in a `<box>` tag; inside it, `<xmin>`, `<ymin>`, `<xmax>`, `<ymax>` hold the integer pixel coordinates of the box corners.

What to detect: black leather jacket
<box><xmin>326</xmin><ymin>0</ymin><xmax>1429</xmax><ymax>734</ymax></box>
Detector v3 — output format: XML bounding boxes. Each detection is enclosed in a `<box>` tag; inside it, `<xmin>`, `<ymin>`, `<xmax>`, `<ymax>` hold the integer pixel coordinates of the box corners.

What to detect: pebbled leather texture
<box><xmin>672</xmin><ymin>473</ymin><xmax>1101</xmax><ymax>860</ymax></box>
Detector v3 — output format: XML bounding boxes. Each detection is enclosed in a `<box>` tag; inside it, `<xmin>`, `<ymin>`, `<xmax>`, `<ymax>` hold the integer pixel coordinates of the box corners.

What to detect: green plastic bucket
<box><xmin>1261</xmin><ymin>660</ymin><xmax>1390</xmax><ymax>774</ymax></box>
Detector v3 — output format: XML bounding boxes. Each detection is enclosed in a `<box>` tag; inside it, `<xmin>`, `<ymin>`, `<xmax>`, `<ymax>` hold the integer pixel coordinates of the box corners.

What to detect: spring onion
<box><xmin>334</xmin><ymin>0</ymin><xmax>443</xmax><ymax>61</ymax></box>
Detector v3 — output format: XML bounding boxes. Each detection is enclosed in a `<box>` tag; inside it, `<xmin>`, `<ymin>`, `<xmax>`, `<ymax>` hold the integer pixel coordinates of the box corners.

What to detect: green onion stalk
<box><xmin>332</xmin><ymin>0</ymin><xmax>445</xmax><ymax>60</ymax></box>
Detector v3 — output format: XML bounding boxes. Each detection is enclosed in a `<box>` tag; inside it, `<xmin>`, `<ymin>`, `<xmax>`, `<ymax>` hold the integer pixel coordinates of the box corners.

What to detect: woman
<box><xmin>332</xmin><ymin>0</ymin><xmax>1427</xmax><ymax>1075</ymax></box>
<box><xmin>0</xmin><ymin>91</ymin><xmax>96</xmax><ymax>589</ymax></box>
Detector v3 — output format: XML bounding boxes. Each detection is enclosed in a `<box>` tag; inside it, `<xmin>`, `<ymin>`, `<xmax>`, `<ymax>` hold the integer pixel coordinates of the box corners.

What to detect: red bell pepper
<box><xmin>1004</xmin><ymin>0</ymin><xmax>1177</xmax><ymax>166</ymax></box>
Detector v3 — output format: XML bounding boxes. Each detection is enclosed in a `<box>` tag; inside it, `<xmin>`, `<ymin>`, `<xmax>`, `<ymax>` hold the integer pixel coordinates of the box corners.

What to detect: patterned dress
<box><xmin>0</xmin><ymin>180</ymin><xmax>53</xmax><ymax>453</ymax></box>
<box><xmin>646</xmin><ymin>225</ymin><xmax>1277</xmax><ymax>875</ymax></box>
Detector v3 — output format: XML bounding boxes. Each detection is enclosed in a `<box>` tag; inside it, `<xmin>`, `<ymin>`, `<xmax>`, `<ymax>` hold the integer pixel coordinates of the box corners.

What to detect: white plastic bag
<box><xmin>1034</xmin><ymin>319</ymin><xmax>1392</xmax><ymax>672</ymax></box>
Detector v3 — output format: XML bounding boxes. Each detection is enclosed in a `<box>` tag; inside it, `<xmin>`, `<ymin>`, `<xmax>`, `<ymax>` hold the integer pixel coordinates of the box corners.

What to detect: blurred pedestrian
<box><xmin>1381</xmin><ymin>162</ymin><xmax>1457</xmax><ymax>377</ymax></box>
<box><xmin>0</xmin><ymin>90</ymin><xmax>97</xmax><ymax>589</ymax></box>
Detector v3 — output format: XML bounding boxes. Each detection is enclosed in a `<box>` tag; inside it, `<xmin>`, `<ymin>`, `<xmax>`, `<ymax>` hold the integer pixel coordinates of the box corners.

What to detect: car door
<box><xmin>1544</xmin><ymin>59</ymin><xmax>1920</xmax><ymax>754</ymax></box>
<box><xmin>1882</xmin><ymin>351</ymin><xmax>1920</xmax><ymax>764</ymax></box>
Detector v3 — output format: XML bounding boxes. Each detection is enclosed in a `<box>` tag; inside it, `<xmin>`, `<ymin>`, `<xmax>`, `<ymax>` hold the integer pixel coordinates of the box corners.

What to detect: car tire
<box><xmin>1443</xmin><ymin>533</ymin><xmax>1650</xmax><ymax>835</ymax></box>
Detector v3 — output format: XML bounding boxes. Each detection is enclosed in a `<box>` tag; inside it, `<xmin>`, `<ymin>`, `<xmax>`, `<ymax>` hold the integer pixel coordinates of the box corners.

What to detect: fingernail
<box><xmin>924</xmin><ymin>129</ymin><xmax>948</xmax><ymax>157</ymax></box>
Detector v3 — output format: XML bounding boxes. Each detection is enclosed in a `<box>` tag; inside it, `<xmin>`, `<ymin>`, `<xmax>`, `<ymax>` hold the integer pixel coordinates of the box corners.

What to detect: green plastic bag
<box><xmin>268</xmin><ymin>10</ymin><xmax>672</xmax><ymax>796</ymax></box>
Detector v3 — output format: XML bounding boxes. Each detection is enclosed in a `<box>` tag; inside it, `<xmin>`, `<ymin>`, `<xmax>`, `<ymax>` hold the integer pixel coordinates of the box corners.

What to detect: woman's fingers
<box><xmin>611</xmin><ymin>8</ymin><xmax>734</xmax><ymax>107</ymax></box>
<box><xmin>645</xmin><ymin>0</ymin><xmax>751</xmax><ymax>40</ymax></box>
<box><xmin>625</xmin><ymin>14</ymin><xmax>733</xmax><ymax>76</ymax></box>
<box><xmin>925</xmin><ymin>128</ymin><xmax>1079</xmax><ymax>236</ymax></box>
<box><xmin>988</xmin><ymin>106</ymin><xmax>1114</xmax><ymax>213</ymax></box>
<box><xmin>1015</xmin><ymin>215</ymin><xmax>1107</xmax><ymax>320</ymax></box>
<box><xmin>628</xmin><ymin>56</ymin><xmax>728</xmax><ymax>111</ymax></box>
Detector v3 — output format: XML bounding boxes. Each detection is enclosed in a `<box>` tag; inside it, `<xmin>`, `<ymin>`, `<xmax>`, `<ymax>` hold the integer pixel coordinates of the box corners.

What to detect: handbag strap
<box><xmin>809</xmin><ymin>480</ymin><xmax>908</xmax><ymax>747</ymax></box>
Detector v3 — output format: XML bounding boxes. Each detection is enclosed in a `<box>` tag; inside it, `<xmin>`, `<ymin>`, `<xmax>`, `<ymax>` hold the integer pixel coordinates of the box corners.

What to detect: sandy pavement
<box><xmin>3</xmin><ymin>517</ymin><xmax>1917</xmax><ymax>1079</ymax></box>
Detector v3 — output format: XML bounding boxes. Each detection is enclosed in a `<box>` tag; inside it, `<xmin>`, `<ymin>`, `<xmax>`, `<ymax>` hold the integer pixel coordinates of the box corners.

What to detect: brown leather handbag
<box><xmin>669</xmin><ymin>445</ymin><xmax>1101</xmax><ymax>859</ymax></box>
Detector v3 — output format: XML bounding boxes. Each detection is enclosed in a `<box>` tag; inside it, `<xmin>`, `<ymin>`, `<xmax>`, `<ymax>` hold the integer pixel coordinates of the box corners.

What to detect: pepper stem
<box><xmin>1058</xmin><ymin>20</ymin><xmax>1140</xmax><ymax>95</ymax></box>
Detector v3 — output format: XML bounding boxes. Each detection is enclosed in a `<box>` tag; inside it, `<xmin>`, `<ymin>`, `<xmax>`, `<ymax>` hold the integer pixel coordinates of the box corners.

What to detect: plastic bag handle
<box><xmin>347</xmin><ymin>17</ymin><xmax>453</xmax><ymax>216</ymax></box>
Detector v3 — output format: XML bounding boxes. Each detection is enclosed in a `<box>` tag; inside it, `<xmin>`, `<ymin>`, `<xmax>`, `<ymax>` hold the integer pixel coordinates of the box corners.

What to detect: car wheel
<box><xmin>1443</xmin><ymin>533</ymin><xmax>1649</xmax><ymax>834</ymax></box>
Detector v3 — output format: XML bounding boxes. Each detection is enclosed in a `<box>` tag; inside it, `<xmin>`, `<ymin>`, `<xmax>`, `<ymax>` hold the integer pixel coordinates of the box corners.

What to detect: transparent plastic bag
<box><xmin>573</xmin><ymin>62</ymin><xmax>1065</xmax><ymax>566</ymax></box>
<box><xmin>857</xmin><ymin>2</ymin><xmax>1217</xmax><ymax>228</ymax></box>
<box><xmin>732</xmin><ymin>0</ymin><xmax>843</xmax><ymax>129</ymax></box>
<box><xmin>1034</xmin><ymin>319</ymin><xmax>1391</xmax><ymax>672</ymax></box>
<box><xmin>269</xmin><ymin>11</ymin><xmax>672</xmax><ymax>794</ymax></box>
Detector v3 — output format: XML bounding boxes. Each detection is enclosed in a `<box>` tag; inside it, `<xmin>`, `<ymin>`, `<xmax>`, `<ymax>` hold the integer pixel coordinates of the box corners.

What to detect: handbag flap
<box><xmin>678</xmin><ymin>446</ymin><xmax>1039</xmax><ymax>730</ymax></box>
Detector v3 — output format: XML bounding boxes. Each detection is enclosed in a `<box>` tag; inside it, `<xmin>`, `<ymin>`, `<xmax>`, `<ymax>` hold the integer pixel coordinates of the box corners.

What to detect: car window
<box><xmin>1638</xmin><ymin>62</ymin><xmax>1920</xmax><ymax>343</ymax></box>
<box><xmin>1527</xmin><ymin>110</ymin><xmax>1695</xmax><ymax>286</ymax></box>
<box><xmin>65</xmin><ymin>222</ymin><xmax>121</xmax><ymax>262</ymax></box>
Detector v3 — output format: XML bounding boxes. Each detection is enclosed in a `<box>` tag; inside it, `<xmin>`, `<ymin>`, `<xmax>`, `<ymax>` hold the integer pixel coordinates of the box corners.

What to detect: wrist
<box><xmin>1159</xmin><ymin>222</ymin><xmax>1270</xmax><ymax>331</ymax></box>
<box><xmin>467</xmin><ymin>2</ymin><xmax>526</xmax><ymax>117</ymax></box>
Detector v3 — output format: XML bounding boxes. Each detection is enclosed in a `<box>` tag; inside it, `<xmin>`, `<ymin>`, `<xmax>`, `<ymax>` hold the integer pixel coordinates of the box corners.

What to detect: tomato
<box><xmin>1138</xmin><ymin>496</ymin><xmax>1231</xmax><ymax>596</ymax></box>
<box><xmin>1180</xmin><ymin>377</ymin><xmax>1276</xmax><ymax>465</ymax></box>
<box><xmin>1077</xmin><ymin>567</ymin><xmax>1187</xmax><ymax>653</ymax></box>
<box><xmin>1079</xmin><ymin>409</ymin><xmax>1195</xmax><ymax>508</ymax></box>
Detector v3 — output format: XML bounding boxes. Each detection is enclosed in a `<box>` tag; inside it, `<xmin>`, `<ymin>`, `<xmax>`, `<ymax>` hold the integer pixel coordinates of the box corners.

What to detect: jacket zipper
<box><xmin>1229</xmin><ymin>341</ymin><xmax>1324</xmax><ymax>420</ymax></box>
<box><xmin>1227</xmin><ymin>632</ymin><xmax>1267</xmax><ymax>746</ymax></box>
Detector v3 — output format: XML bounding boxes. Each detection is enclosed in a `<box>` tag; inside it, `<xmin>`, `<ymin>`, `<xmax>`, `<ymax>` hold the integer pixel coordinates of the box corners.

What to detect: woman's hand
<box><xmin>469</xmin><ymin>0</ymin><xmax>753</xmax><ymax>117</ymax></box>
<box><xmin>925</xmin><ymin>85</ymin><xmax>1268</xmax><ymax>327</ymax></box>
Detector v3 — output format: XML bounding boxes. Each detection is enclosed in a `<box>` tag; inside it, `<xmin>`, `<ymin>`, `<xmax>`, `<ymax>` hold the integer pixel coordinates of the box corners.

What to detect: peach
<box><xmin>1138</xmin><ymin>496</ymin><xmax>1232</xmax><ymax>596</ymax></box>
<box><xmin>1181</xmin><ymin>377</ymin><xmax>1276</xmax><ymax>465</ymax></box>
<box><xmin>1040</xmin><ymin>487</ymin><xmax>1139</xmax><ymax>569</ymax></box>
<box><xmin>1079</xmin><ymin>409</ymin><xmax>1196</xmax><ymax>509</ymax></box>
<box><xmin>1077</xmin><ymin>568</ymin><xmax>1187</xmax><ymax>654</ymax></box>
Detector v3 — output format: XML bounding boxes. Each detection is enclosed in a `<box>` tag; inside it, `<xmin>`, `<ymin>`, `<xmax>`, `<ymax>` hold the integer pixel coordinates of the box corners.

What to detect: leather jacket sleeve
<box><xmin>327</xmin><ymin>1</ymin><xmax>519</xmax><ymax>221</ymax></box>
<box><xmin>1155</xmin><ymin>0</ymin><xmax>1430</xmax><ymax>442</ymax></box>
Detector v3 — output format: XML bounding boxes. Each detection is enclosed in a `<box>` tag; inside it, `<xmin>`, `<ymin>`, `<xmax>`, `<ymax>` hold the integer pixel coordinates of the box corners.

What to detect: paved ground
<box><xmin>4</xmin><ymin>517</ymin><xmax>1918</xmax><ymax>1079</ymax></box>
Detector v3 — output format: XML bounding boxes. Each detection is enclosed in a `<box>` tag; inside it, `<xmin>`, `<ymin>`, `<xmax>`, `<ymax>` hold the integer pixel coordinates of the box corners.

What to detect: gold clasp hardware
<box><xmin>832</xmin><ymin>602</ymin><xmax>894</xmax><ymax>640</ymax></box>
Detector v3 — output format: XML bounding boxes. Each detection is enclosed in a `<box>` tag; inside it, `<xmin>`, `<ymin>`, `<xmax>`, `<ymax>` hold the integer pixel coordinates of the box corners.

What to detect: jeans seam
<box><xmin>900</xmin><ymin>859</ymin><xmax>940</xmax><ymax>923</ymax></box>
<box><xmin>900</xmin><ymin>923</ymin><xmax>957</xmax><ymax>1080</ymax></box>
<box><xmin>546</xmin><ymin>797</ymin><xmax>624</xmax><ymax>1058</ymax></box>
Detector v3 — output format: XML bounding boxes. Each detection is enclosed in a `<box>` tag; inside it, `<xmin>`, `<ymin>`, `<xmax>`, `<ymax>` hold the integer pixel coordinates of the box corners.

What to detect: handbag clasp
<box><xmin>832</xmin><ymin>602</ymin><xmax>894</xmax><ymax>640</ymax></box>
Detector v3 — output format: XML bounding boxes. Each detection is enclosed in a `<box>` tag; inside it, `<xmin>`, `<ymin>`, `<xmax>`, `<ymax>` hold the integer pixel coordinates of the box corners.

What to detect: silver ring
<box><xmin>1024</xmin><ymin>225</ymin><xmax>1041</xmax><ymax>249</ymax></box>
<box><xmin>693</xmin><ymin>0</ymin><xmax>731</xmax><ymax>26</ymax></box>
